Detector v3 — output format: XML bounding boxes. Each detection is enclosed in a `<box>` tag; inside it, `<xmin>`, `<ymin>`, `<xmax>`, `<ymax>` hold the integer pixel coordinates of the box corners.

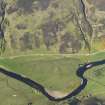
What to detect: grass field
<box><xmin>0</xmin><ymin>53</ymin><xmax>105</xmax><ymax>105</ymax></box>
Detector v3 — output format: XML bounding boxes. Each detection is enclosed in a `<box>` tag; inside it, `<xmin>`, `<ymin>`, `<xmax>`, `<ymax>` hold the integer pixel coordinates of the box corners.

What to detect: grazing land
<box><xmin>0</xmin><ymin>52</ymin><xmax>105</xmax><ymax>105</ymax></box>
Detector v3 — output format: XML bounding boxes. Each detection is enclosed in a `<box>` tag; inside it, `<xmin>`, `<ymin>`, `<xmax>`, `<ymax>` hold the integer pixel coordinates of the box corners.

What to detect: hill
<box><xmin>0</xmin><ymin>0</ymin><xmax>104</xmax><ymax>56</ymax></box>
<box><xmin>0</xmin><ymin>0</ymin><xmax>96</xmax><ymax>56</ymax></box>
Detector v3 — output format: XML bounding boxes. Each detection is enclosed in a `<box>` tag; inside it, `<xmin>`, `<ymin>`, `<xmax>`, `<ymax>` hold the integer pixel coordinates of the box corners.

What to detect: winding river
<box><xmin>0</xmin><ymin>0</ymin><xmax>103</xmax><ymax>102</ymax></box>
<box><xmin>0</xmin><ymin>59</ymin><xmax>105</xmax><ymax>101</ymax></box>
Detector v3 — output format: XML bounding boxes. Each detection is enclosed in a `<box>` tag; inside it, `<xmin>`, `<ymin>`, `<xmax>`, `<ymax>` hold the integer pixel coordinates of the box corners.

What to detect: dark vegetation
<box><xmin>59</xmin><ymin>33</ymin><xmax>81</xmax><ymax>53</ymax></box>
<box><xmin>67</xmin><ymin>97</ymin><xmax>105</xmax><ymax>105</ymax></box>
<box><xmin>16</xmin><ymin>23</ymin><xmax>27</xmax><ymax>30</ymax></box>
<box><xmin>16</xmin><ymin>0</ymin><xmax>51</xmax><ymax>13</ymax></box>
<box><xmin>80</xmin><ymin>97</ymin><xmax>105</xmax><ymax>105</ymax></box>
<box><xmin>0</xmin><ymin>0</ymin><xmax>7</xmax><ymax>54</ymax></box>
<box><xmin>34</xmin><ymin>33</ymin><xmax>40</xmax><ymax>48</ymax></box>
<box><xmin>10</xmin><ymin>34</ymin><xmax>17</xmax><ymax>49</ymax></box>
<box><xmin>16</xmin><ymin>0</ymin><xmax>34</xmax><ymax>13</ymax></box>
<box><xmin>92</xmin><ymin>0</ymin><xmax>105</xmax><ymax>11</ymax></box>
<box><xmin>19</xmin><ymin>32</ymin><xmax>33</xmax><ymax>51</ymax></box>
<box><xmin>42</xmin><ymin>20</ymin><xmax>58</xmax><ymax>50</ymax></box>
<box><xmin>7</xmin><ymin>5</ymin><xmax>18</xmax><ymax>14</ymax></box>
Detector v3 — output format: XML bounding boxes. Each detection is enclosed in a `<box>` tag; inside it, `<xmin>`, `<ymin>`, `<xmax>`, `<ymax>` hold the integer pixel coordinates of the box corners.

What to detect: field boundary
<box><xmin>0</xmin><ymin>49</ymin><xmax>105</xmax><ymax>59</ymax></box>
<box><xmin>7</xmin><ymin>49</ymin><xmax>105</xmax><ymax>59</ymax></box>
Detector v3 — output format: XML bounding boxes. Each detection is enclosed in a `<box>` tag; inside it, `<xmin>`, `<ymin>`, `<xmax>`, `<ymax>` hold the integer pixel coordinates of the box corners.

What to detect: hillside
<box><xmin>0</xmin><ymin>0</ymin><xmax>105</xmax><ymax>56</ymax></box>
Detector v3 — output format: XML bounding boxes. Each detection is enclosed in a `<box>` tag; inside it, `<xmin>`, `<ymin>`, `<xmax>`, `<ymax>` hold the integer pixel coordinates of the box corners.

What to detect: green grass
<box><xmin>0</xmin><ymin>55</ymin><xmax>83</xmax><ymax>105</ymax></box>
<box><xmin>0</xmin><ymin>56</ymin><xmax>83</xmax><ymax>91</ymax></box>
<box><xmin>0</xmin><ymin>52</ymin><xmax>105</xmax><ymax>104</ymax></box>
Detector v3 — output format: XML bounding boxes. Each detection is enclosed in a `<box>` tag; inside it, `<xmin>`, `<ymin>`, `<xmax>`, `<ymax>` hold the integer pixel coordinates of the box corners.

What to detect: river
<box><xmin>0</xmin><ymin>59</ymin><xmax>105</xmax><ymax>101</ymax></box>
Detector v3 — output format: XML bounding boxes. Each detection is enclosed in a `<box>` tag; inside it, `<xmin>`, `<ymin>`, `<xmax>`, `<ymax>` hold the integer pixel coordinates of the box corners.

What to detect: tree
<box><xmin>42</xmin><ymin>20</ymin><xmax>58</xmax><ymax>50</ymax></box>
<box><xmin>59</xmin><ymin>33</ymin><xmax>81</xmax><ymax>53</ymax></box>
<box><xmin>10</xmin><ymin>34</ymin><xmax>17</xmax><ymax>49</ymax></box>
<box><xmin>16</xmin><ymin>0</ymin><xmax>34</xmax><ymax>13</ymax></box>
<box><xmin>34</xmin><ymin>32</ymin><xmax>40</xmax><ymax>48</ymax></box>
<box><xmin>19</xmin><ymin>32</ymin><xmax>32</xmax><ymax>51</ymax></box>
